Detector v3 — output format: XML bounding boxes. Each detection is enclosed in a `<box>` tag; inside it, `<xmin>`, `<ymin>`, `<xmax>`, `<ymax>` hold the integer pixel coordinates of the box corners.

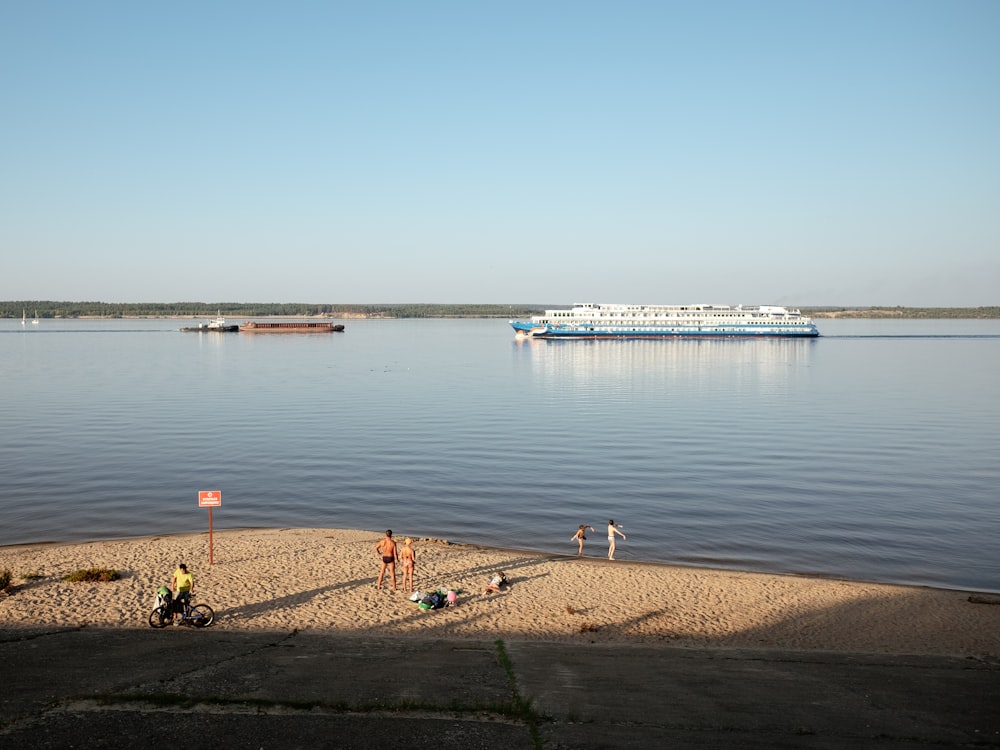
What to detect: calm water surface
<box><xmin>1</xmin><ymin>317</ymin><xmax>998</xmax><ymax>592</ymax></box>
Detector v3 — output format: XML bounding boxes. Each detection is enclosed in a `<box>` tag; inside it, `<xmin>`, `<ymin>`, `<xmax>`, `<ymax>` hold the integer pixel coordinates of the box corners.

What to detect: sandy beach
<box><xmin>1</xmin><ymin>527</ymin><xmax>998</xmax><ymax>656</ymax></box>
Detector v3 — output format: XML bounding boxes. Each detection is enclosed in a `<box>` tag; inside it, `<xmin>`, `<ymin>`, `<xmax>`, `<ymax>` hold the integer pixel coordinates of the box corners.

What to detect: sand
<box><xmin>1</xmin><ymin>528</ymin><xmax>998</xmax><ymax>656</ymax></box>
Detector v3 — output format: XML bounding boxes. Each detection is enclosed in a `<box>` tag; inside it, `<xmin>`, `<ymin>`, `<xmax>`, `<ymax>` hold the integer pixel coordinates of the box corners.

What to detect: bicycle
<box><xmin>148</xmin><ymin>594</ymin><xmax>215</xmax><ymax>628</ymax></box>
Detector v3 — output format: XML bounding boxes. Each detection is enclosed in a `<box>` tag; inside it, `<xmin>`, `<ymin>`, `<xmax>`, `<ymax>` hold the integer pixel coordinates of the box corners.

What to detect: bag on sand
<box><xmin>418</xmin><ymin>591</ymin><xmax>445</xmax><ymax>610</ymax></box>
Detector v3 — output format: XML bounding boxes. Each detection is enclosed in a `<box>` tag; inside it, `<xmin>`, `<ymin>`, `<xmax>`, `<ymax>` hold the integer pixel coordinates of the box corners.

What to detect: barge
<box><xmin>510</xmin><ymin>303</ymin><xmax>819</xmax><ymax>339</ymax></box>
<box><xmin>238</xmin><ymin>321</ymin><xmax>345</xmax><ymax>333</ymax></box>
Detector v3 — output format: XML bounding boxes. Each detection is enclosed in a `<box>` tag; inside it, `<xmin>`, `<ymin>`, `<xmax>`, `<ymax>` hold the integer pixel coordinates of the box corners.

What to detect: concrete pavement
<box><xmin>2</xmin><ymin>627</ymin><xmax>999</xmax><ymax>748</ymax></box>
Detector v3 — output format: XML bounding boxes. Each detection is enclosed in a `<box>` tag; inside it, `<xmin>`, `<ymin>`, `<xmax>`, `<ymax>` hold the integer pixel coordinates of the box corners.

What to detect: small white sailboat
<box><xmin>32</xmin><ymin>310</ymin><xmax>40</xmax><ymax>325</ymax></box>
<box><xmin>21</xmin><ymin>309</ymin><xmax>26</xmax><ymax>327</ymax></box>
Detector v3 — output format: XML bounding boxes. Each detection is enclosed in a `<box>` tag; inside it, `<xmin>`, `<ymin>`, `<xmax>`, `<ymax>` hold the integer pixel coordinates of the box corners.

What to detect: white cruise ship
<box><xmin>510</xmin><ymin>303</ymin><xmax>819</xmax><ymax>339</ymax></box>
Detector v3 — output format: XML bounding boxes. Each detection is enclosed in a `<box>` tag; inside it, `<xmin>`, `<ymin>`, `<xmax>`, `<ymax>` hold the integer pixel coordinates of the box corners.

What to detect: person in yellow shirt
<box><xmin>171</xmin><ymin>563</ymin><xmax>194</xmax><ymax>614</ymax></box>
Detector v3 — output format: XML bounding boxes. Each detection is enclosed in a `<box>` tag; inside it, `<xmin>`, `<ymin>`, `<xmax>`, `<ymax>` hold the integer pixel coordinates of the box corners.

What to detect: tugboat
<box><xmin>181</xmin><ymin>313</ymin><xmax>239</xmax><ymax>333</ymax></box>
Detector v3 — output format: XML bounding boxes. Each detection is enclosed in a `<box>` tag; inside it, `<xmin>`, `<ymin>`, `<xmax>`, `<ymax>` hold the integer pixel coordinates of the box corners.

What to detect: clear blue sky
<box><xmin>2</xmin><ymin>1</ymin><xmax>998</xmax><ymax>306</ymax></box>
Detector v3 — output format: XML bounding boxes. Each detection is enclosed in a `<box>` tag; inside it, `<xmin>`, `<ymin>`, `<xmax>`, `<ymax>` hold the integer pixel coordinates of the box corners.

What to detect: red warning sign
<box><xmin>198</xmin><ymin>490</ymin><xmax>222</xmax><ymax>507</ymax></box>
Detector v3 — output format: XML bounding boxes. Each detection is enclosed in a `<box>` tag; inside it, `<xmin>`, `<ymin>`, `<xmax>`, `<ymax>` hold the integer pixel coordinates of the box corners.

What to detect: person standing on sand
<box><xmin>399</xmin><ymin>537</ymin><xmax>416</xmax><ymax>592</ymax></box>
<box><xmin>374</xmin><ymin>530</ymin><xmax>398</xmax><ymax>590</ymax></box>
<box><xmin>571</xmin><ymin>525</ymin><xmax>596</xmax><ymax>557</ymax></box>
<box><xmin>607</xmin><ymin>520</ymin><xmax>626</xmax><ymax>560</ymax></box>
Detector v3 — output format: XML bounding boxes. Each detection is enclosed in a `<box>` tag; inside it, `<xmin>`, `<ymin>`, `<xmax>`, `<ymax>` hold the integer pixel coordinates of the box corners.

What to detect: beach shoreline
<box><xmin>2</xmin><ymin>527</ymin><xmax>998</xmax><ymax>657</ymax></box>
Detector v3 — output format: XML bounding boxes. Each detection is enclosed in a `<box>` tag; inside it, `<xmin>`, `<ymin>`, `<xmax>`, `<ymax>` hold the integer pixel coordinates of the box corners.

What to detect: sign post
<box><xmin>198</xmin><ymin>490</ymin><xmax>222</xmax><ymax>565</ymax></box>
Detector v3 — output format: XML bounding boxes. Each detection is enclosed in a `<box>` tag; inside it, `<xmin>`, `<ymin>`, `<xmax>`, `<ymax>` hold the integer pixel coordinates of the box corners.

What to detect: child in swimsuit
<box><xmin>571</xmin><ymin>525</ymin><xmax>596</xmax><ymax>557</ymax></box>
<box><xmin>482</xmin><ymin>572</ymin><xmax>507</xmax><ymax>594</ymax></box>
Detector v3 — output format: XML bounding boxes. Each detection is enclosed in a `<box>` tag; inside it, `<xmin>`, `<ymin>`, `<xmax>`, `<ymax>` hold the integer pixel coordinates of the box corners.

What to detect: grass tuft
<box><xmin>63</xmin><ymin>568</ymin><xmax>121</xmax><ymax>583</ymax></box>
<box><xmin>495</xmin><ymin>639</ymin><xmax>546</xmax><ymax>749</ymax></box>
<box><xmin>0</xmin><ymin>569</ymin><xmax>11</xmax><ymax>591</ymax></box>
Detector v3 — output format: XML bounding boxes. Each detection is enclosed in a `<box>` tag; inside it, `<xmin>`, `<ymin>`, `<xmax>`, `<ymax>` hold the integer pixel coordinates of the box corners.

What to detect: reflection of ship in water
<box><xmin>513</xmin><ymin>336</ymin><xmax>816</xmax><ymax>386</ymax></box>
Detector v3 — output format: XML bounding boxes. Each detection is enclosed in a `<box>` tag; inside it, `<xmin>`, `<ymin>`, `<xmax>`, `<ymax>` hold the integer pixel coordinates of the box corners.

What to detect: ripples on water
<box><xmin>1</xmin><ymin>318</ymin><xmax>998</xmax><ymax>592</ymax></box>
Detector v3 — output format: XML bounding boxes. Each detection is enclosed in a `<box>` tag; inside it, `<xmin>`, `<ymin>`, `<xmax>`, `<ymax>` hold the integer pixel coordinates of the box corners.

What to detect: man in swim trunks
<box><xmin>374</xmin><ymin>530</ymin><xmax>398</xmax><ymax>590</ymax></box>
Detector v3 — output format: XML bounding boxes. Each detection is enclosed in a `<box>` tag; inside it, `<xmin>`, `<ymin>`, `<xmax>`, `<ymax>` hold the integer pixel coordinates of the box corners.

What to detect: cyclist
<box><xmin>171</xmin><ymin>563</ymin><xmax>194</xmax><ymax>620</ymax></box>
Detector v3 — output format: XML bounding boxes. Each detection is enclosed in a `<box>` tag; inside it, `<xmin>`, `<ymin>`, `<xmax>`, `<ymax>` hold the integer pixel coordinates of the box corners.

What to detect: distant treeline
<box><xmin>2</xmin><ymin>302</ymin><xmax>998</xmax><ymax>319</ymax></box>
<box><xmin>0</xmin><ymin>302</ymin><xmax>549</xmax><ymax>319</ymax></box>
<box><xmin>802</xmin><ymin>306</ymin><xmax>1000</xmax><ymax>319</ymax></box>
